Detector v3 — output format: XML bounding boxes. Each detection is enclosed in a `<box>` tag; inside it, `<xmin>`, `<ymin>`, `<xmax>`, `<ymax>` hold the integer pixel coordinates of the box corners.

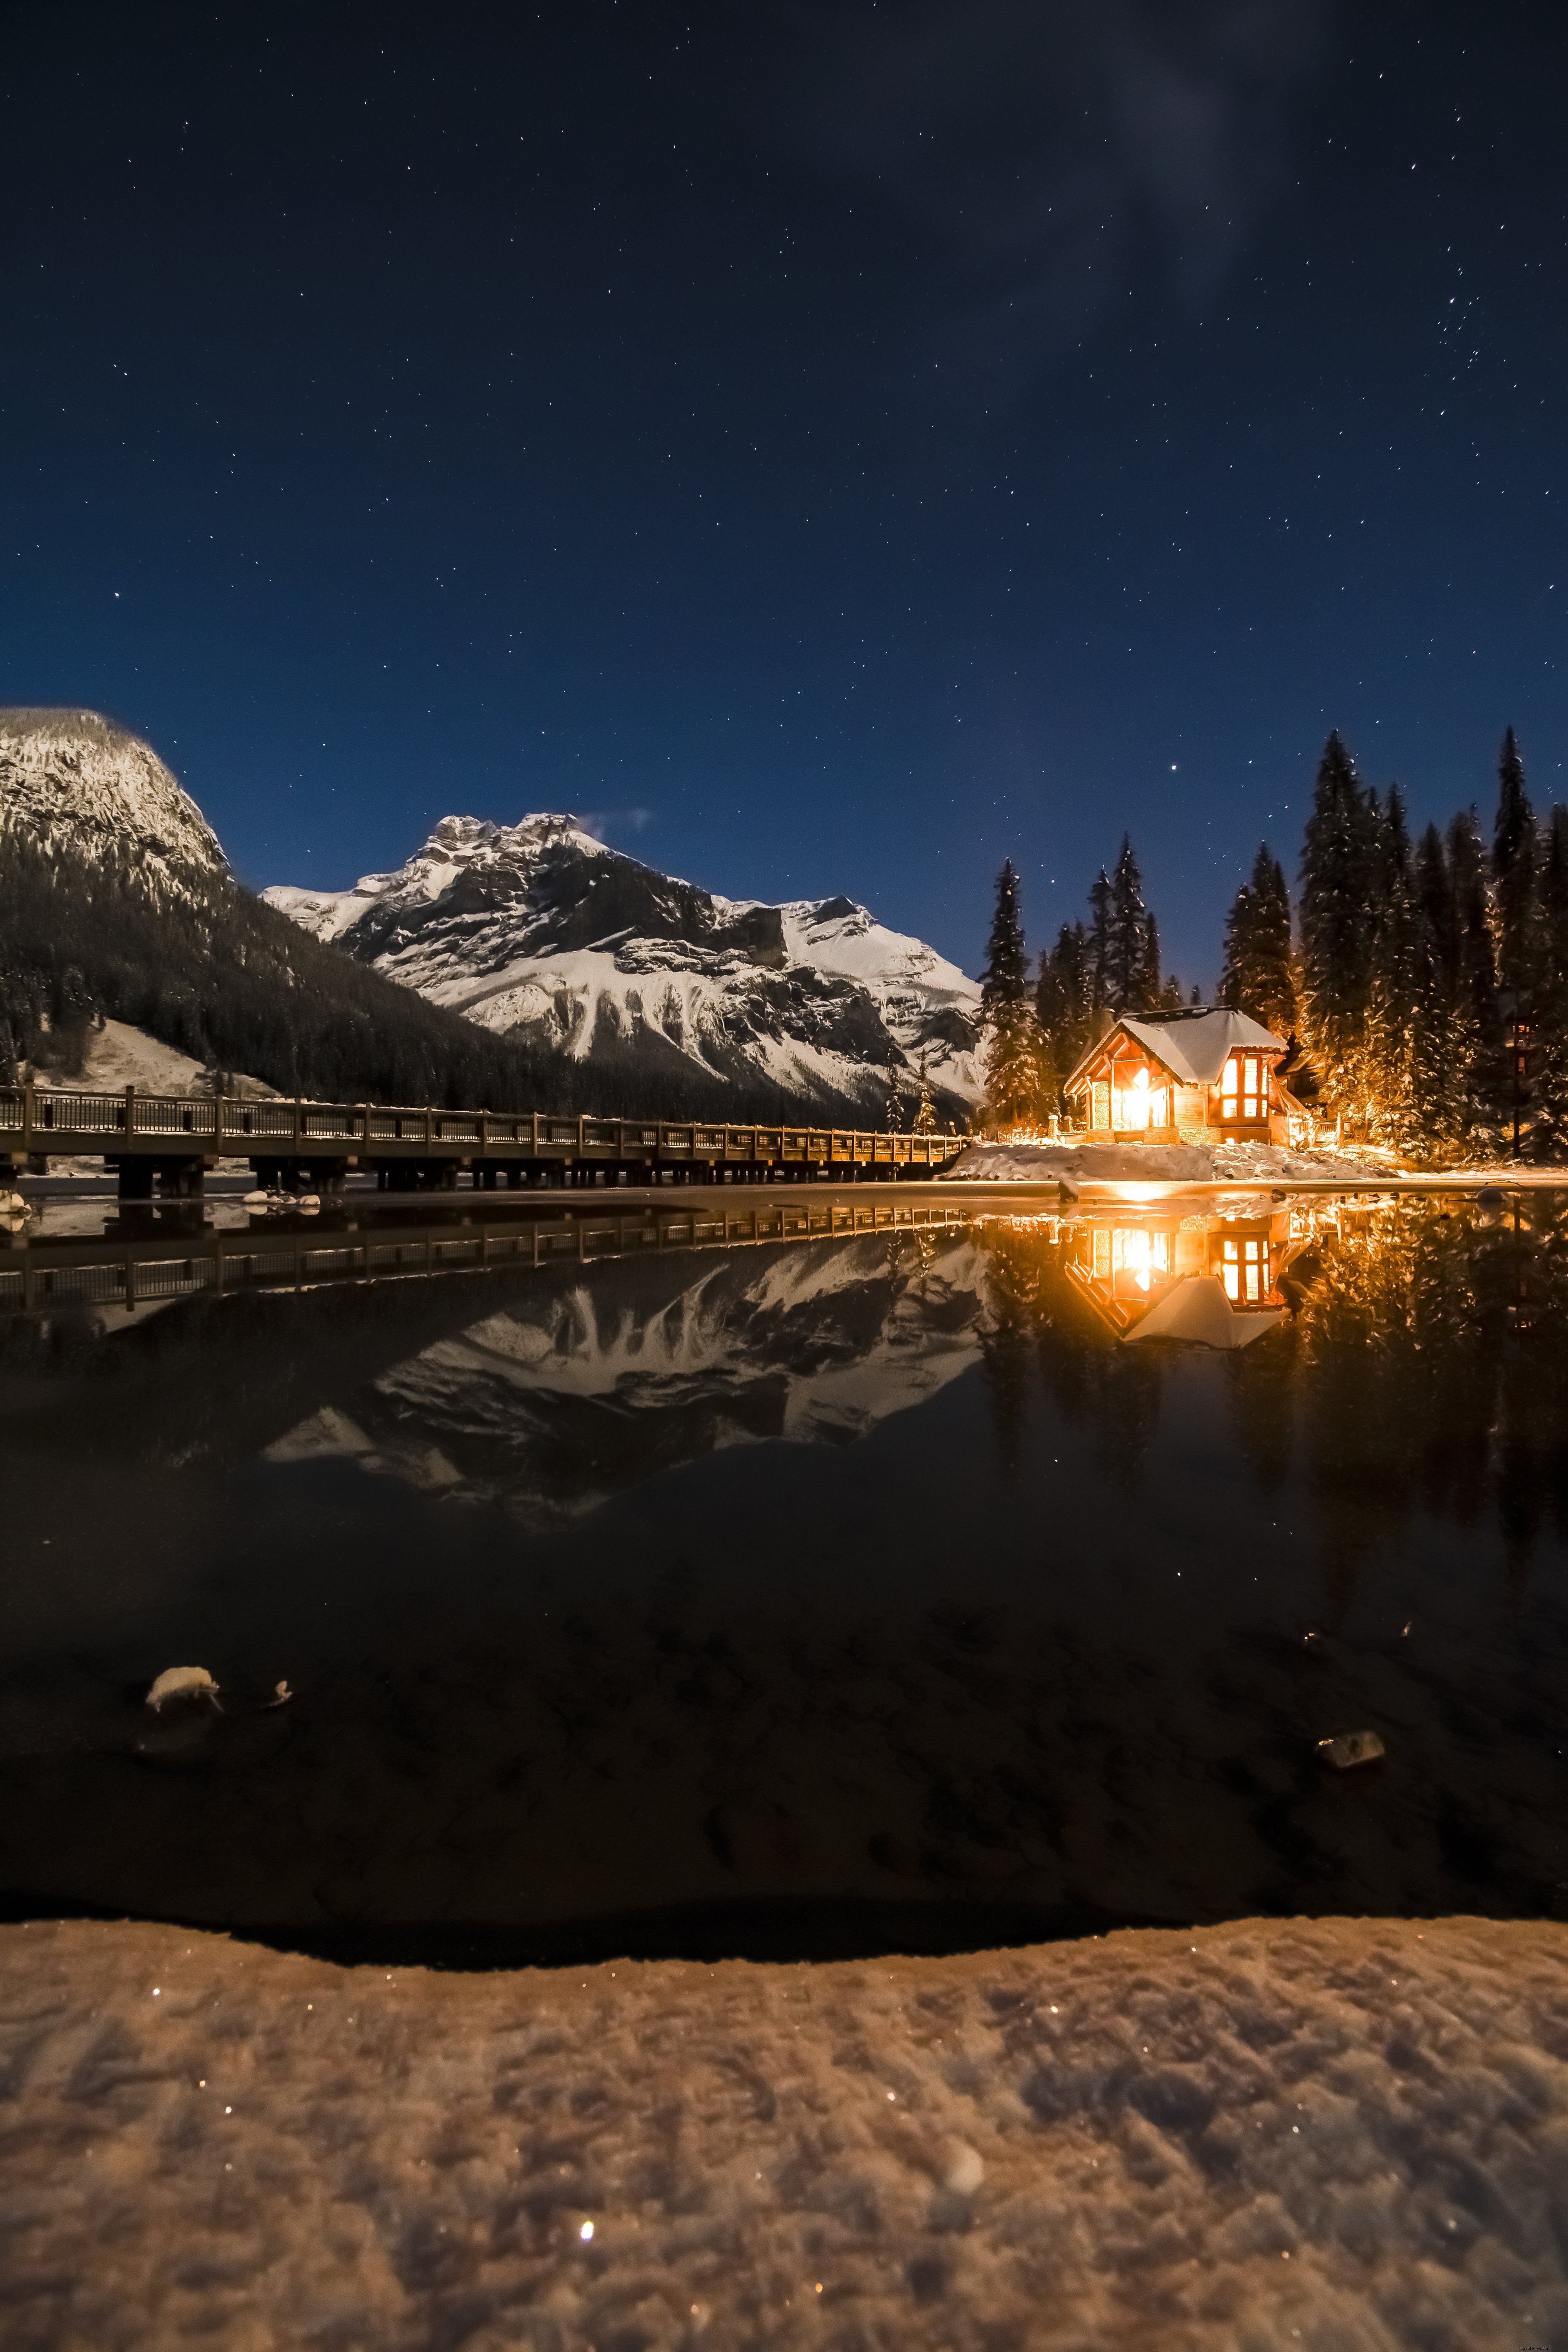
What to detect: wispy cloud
<box><xmin>774</xmin><ymin>0</ymin><xmax>1334</xmax><ymax>373</ymax></box>
<box><xmin>577</xmin><ymin>806</ymin><xmax>655</xmax><ymax>845</ymax></box>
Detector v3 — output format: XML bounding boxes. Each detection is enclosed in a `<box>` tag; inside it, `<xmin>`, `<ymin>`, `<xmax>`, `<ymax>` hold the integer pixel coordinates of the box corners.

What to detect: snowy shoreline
<box><xmin>939</xmin><ymin>1138</ymin><xmax>1492</xmax><ymax>1186</ymax></box>
<box><xmin>3</xmin><ymin>1913</ymin><xmax>1562</xmax><ymax>2344</ymax></box>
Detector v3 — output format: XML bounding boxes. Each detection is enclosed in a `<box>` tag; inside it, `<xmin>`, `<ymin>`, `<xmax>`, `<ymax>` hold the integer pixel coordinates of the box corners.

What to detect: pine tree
<box><xmin>1087</xmin><ymin>869</ymin><xmax>1112</xmax><ymax>1014</ymax></box>
<box><xmin>1533</xmin><ymin>808</ymin><xmax>1568</xmax><ymax>1156</ymax></box>
<box><xmin>911</xmin><ymin>1048</ymin><xmax>939</xmax><ymax>1136</ymax></box>
<box><xmin>1493</xmin><ymin>726</ymin><xmax>1541</xmax><ymax>1001</ymax></box>
<box><xmin>1137</xmin><ymin>907</ymin><xmax>1163</xmax><ymax>1010</ymax></box>
<box><xmin>1455</xmin><ymin>836</ymin><xmax>1508</xmax><ymax>1147</ymax></box>
<box><xmin>1298</xmin><ymin>733</ymin><xmax>1380</xmax><ymax>1130</ymax></box>
<box><xmin>1221</xmin><ymin>843</ymin><xmax>1296</xmax><ymax>1033</ymax></box>
<box><xmin>980</xmin><ymin>860</ymin><xmax>1045</xmax><ymax>1128</ymax></box>
<box><xmin>1106</xmin><ymin>836</ymin><xmax>1154</xmax><ymax>1008</ymax></box>
<box><xmin>1367</xmin><ymin>787</ymin><xmax>1421</xmax><ymax>1149</ymax></box>
<box><xmin>1035</xmin><ymin>923</ymin><xmax>1090</xmax><ymax>1072</ymax></box>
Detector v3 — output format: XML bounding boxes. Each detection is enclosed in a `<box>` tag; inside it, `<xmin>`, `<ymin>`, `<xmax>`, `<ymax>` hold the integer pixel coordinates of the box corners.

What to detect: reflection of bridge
<box><xmin>0</xmin><ymin>1195</ymin><xmax>971</xmax><ymax>1321</ymax></box>
<box><xmin>0</xmin><ymin>1086</ymin><xmax>966</xmax><ymax>1199</ymax></box>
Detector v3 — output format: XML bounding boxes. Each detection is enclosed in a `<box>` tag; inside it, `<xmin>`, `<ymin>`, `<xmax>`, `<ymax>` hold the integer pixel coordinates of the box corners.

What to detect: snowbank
<box><xmin>2</xmin><ymin>1914</ymin><xmax>1563</xmax><ymax>2346</ymax></box>
<box><xmin>27</xmin><ymin>1018</ymin><xmax>277</xmax><ymax>1100</ymax></box>
<box><xmin>942</xmin><ymin>1138</ymin><xmax>1393</xmax><ymax>1185</ymax></box>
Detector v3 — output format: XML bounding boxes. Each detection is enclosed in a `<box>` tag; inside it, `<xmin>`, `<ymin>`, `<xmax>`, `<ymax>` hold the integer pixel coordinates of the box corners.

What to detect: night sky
<box><xmin>5</xmin><ymin>1</ymin><xmax>1567</xmax><ymax>989</ymax></box>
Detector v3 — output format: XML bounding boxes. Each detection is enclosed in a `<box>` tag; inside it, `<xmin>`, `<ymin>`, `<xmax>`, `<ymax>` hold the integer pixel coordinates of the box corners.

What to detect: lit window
<box><xmin>1221</xmin><ymin>1236</ymin><xmax>1268</xmax><ymax>1303</ymax></box>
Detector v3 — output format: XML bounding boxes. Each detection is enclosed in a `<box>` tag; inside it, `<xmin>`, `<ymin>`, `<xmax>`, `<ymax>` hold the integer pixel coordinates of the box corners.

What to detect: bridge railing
<box><xmin>0</xmin><ymin>1085</ymin><xmax>967</xmax><ymax>1165</ymax></box>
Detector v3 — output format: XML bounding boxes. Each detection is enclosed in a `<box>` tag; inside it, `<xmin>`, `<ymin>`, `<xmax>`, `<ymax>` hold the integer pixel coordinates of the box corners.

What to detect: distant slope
<box><xmin>266</xmin><ymin>814</ymin><xmax>981</xmax><ymax>1121</ymax></box>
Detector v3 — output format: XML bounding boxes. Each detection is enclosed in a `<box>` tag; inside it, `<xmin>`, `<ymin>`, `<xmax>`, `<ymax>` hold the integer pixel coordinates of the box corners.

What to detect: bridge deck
<box><xmin>0</xmin><ymin>1085</ymin><xmax>966</xmax><ymax>1194</ymax></box>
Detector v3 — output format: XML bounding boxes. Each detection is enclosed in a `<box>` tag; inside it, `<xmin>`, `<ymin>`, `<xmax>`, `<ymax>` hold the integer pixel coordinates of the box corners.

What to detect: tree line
<box><xmin>980</xmin><ymin>727</ymin><xmax>1568</xmax><ymax>1158</ymax></box>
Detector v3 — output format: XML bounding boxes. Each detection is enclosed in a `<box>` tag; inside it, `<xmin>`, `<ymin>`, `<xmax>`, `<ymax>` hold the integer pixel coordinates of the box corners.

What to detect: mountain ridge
<box><xmin>265</xmin><ymin>812</ymin><xmax>983</xmax><ymax>1119</ymax></box>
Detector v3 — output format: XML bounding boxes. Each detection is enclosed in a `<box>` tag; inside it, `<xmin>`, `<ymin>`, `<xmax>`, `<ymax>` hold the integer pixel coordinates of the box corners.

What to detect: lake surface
<box><xmin>2</xmin><ymin>1184</ymin><xmax>1565</xmax><ymax>1963</ymax></box>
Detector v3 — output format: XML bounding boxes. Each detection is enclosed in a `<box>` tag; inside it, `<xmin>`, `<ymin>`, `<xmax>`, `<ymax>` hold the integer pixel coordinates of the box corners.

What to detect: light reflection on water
<box><xmin>0</xmin><ymin>1189</ymin><xmax>1564</xmax><ymax>1961</ymax></box>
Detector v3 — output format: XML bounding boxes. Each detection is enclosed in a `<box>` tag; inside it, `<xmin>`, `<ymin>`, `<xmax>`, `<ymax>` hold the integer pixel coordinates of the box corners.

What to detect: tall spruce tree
<box><xmin>980</xmin><ymin>860</ymin><xmax>1045</xmax><ymax>1128</ymax></box>
<box><xmin>1035</xmin><ymin>921</ymin><xmax>1091</xmax><ymax>1108</ymax></box>
<box><xmin>1220</xmin><ymin>843</ymin><xmax>1296</xmax><ymax>1033</ymax></box>
<box><xmin>1367</xmin><ymin>786</ymin><xmax>1421</xmax><ymax>1148</ymax></box>
<box><xmin>1138</xmin><ymin>907</ymin><xmax>1163</xmax><ymax>1010</ymax></box>
<box><xmin>1106</xmin><ymin>836</ymin><xmax>1157</xmax><ymax>1009</ymax></box>
<box><xmin>1298</xmin><ymin>732</ymin><xmax>1380</xmax><ymax>1130</ymax></box>
<box><xmin>1409</xmin><ymin>823</ymin><xmax>1464</xmax><ymax>1160</ymax></box>
<box><xmin>1493</xmin><ymin>727</ymin><xmax>1541</xmax><ymax>1001</ymax></box>
<box><xmin>1453</xmin><ymin>815</ymin><xmax>1508</xmax><ymax>1145</ymax></box>
<box><xmin>1533</xmin><ymin>807</ymin><xmax>1568</xmax><ymax>1155</ymax></box>
<box><xmin>1087</xmin><ymin>868</ymin><xmax>1112</xmax><ymax>1013</ymax></box>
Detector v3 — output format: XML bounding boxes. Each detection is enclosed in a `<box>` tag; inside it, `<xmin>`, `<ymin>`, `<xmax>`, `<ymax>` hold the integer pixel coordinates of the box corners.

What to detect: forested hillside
<box><xmin>0</xmin><ymin>829</ymin><xmax>883</xmax><ymax>1121</ymax></box>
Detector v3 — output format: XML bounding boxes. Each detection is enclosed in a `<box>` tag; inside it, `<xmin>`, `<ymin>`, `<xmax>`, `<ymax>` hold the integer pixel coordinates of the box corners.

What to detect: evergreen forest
<box><xmin>981</xmin><ymin>728</ymin><xmax>1568</xmax><ymax>1160</ymax></box>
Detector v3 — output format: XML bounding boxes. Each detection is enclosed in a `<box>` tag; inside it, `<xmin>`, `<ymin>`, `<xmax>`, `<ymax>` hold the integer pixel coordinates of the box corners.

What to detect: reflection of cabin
<box><xmin>1065</xmin><ymin>1207</ymin><xmax>1292</xmax><ymax>1345</ymax></box>
<box><xmin>1064</xmin><ymin>1008</ymin><xmax>1298</xmax><ymax>1144</ymax></box>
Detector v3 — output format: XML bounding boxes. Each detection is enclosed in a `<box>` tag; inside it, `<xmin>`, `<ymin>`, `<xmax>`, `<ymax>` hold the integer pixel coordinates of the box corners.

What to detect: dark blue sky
<box><xmin>4</xmin><ymin>1</ymin><xmax>1566</xmax><ymax>988</ymax></box>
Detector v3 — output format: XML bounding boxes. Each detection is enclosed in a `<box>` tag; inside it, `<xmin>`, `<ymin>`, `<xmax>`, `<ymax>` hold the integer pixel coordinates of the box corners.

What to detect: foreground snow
<box><xmin>943</xmin><ymin>1138</ymin><xmax>1394</xmax><ymax>1184</ymax></box>
<box><xmin>0</xmin><ymin>1914</ymin><xmax>1560</xmax><ymax>2347</ymax></box>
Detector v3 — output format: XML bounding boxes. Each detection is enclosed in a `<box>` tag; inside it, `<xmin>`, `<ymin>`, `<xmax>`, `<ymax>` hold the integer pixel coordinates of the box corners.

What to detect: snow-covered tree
<box><xmin>1492</xmin><ymin>726</ymin><xmax>1541</xmax><ymax>1002</ymax></box>
<box><xmin>1299</xmin><ymin>733</ymin><xmax>1380</xmax><ymax>1129</ymax></box>
<box><xmin>1220</xmin><ymin>843</ymin><xmax>1296</xmax><ymax>1034</ymax></box>
<box><xmin>980</xmin><ymin>860</ymin><xmax>1047</xmax><ymax>1127</ymax></box>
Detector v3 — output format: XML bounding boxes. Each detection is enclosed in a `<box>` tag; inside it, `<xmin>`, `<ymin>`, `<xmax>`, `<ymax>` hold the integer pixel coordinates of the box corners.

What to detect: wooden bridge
<box><xmin>0</xmin><ymin>1194</ymin><xmax>972</xmax><ymax>1320</ymax></box>
<box><xmin>0</xmin><ymin>1084</ymin><xmax>968</xmax><ymax>1197</ymax></box>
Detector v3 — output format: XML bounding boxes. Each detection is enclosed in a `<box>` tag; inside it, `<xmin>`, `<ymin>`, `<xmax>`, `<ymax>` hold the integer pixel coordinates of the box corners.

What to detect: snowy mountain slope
<box><xmin>0</xmin><ymin>708</ymin><xmax>226</xmax><ymax>894</ymax></box>
<box><xmin>264</xmin><ymin>1232</ymin><xmax>990</xmax><ymax>1526</ymax></box>
<box><xmin>265</xmin><ymin>814</ymin><xmax>982</xmax><ymax>1116</ymax></box>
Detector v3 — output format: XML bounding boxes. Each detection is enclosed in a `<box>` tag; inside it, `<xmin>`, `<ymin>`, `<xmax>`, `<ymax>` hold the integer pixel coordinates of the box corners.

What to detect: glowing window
<box><xmin>1221</xmin><ymin>1054</ymin><xmax>1265</xmax><ymax>1123</ymax></box>
<box><xmin>1221</xmin><ymin>1235</ymin><xmax>1268</xmax><ymax>1303</ymax></box>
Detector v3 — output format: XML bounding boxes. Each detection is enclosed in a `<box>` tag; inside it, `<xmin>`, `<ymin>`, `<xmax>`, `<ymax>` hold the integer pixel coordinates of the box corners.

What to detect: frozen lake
<box><xmin>1</xmin><ymin>1185</ymin><xmax>1564</xmax><ymax>1961</ymax></box>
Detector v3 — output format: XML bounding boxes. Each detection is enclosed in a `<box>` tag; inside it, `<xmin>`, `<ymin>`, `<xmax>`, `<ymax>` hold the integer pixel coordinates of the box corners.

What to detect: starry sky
<box><xmin>4</xmin><ymin>0</ymin><xmax>1566</xmax><ymax>988</ymax></box>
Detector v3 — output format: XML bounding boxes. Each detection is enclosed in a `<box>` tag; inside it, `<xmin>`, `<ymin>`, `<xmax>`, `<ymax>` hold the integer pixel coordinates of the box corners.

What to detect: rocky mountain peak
<box><xmin>0</xmin><ymin>708</ymin><xmax>227</xmax><ymax>896</ymax></box>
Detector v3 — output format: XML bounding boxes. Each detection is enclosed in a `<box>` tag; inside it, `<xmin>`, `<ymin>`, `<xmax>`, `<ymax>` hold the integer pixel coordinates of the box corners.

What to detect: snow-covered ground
<box><xmin>26</xmin><ymin>1018</ymin><xmax>277</xmax><ymax>1101</ymax></box>
<box><xmin>942</xmin><ymin>1138</ymin><xmax>1395</xmax><ymax>1185</ymax></box>
<box><xmin>1</xmin><ymin>1912</ymin><xmax>1561</xmax><ymax>2347</ymax></box>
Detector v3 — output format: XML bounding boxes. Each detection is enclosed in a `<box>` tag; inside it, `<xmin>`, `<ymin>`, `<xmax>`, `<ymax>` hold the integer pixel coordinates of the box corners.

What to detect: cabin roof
<box><xmin>1066</xmin><ymin>1007</ymin><xmax>1286</xmax><ymax>1093</ymax></box>
<box><xmin>1122</xmin><ymin>1275</ymin><xmax>1286</xmax><ymax>1350</ymax></box>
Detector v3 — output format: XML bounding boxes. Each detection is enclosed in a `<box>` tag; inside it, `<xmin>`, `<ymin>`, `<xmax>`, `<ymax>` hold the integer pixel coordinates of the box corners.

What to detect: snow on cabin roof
<box><xmin>1067</xmin><ymin>1007</ymin><xmax>1286</xmax><ymax>1092</ymax></box>
<box><xmin>1122</xmin><ymin>1276</ymin><xmax>1285</xmax><ymax>1350</ymax></box>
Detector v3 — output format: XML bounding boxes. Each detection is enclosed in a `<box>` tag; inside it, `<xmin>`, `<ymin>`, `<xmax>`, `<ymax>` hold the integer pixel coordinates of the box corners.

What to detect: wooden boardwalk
<box><xmin>0</xmin><ymin>1084</ymin><xmax>966</xmax><ymax>1198</ymax></box>
<box><xmin>0</xmin><ymin>1194</ymin><xmax>972</xmax><ymax>1321</ymax></box>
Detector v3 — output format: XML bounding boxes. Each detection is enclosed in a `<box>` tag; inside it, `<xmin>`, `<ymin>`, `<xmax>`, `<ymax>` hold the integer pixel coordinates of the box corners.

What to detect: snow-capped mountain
<box><xmin>265</xmin><ymin>814</ymin><xmax>982</xmax><ymax>1117</ymax></box>
<box><xmin>264</xmin><ymin>1230</ymin><xmax>990</xmax><ymax>1527</ymax></box>
<box><xmin>0</xmin><ymin>708</ymin><xmax>226</xmax><ymax>894</ymax></box>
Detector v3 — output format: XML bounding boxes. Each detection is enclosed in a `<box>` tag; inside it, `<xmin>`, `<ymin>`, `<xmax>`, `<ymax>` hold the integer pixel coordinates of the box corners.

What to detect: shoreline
<box><xmin>2</xmin><ymin>1912</ymin><xmax>1562</xmax><ymax>2345</ymax></box>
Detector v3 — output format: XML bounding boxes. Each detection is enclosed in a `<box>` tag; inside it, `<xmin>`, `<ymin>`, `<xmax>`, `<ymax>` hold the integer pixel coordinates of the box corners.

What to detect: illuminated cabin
<box><xmin>1064</xmin><ymin>1207</ymin><xmax>1291</xmax><ymax>1344</ymax></box>
<box><xmin>1063</xmin><ymin>1007</ymin><xmax>1291</xmax><ymax>1144</ymax></box>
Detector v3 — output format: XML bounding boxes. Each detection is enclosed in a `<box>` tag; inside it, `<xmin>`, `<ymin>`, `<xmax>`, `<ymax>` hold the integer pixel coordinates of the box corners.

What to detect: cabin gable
<box><xmin>1064</xmin><ymin>1009</ymin><xmax>1293</xmax><ymax>1144</ymax></box>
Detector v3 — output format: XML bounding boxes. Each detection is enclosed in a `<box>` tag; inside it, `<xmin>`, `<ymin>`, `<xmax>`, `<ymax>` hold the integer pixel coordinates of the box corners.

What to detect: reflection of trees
<box><xmin>978</xmin><ymin>1202</ymin><xmax>1568</xmax><ymax>1593</ymax></box>
<box><xmin>980</xmin><ymin>1222</ymin><xmax>1164</xmax><ymax>1492</ymax></box>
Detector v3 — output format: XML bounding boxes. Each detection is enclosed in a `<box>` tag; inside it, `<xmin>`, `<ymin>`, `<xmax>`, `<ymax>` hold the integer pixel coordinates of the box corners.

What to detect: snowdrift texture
<box><xmin>943</xmin><ymin>1140</ymin><xmax>1392</xmax><ymax>1184</ymax></box>
<box><xmin>1</xmin><ymin>1913</ymin><xmax>1563</xmax><ymax>2349</ymax></box>
<box><xmin>265</xmin><ymin>814</ymin><xmax>983</xmax><ymax>1119</ymax></box>
<box><xmin>0</xmin><ymin>708</ymin><xmax>226</xmax><ymax>897</ymax></box>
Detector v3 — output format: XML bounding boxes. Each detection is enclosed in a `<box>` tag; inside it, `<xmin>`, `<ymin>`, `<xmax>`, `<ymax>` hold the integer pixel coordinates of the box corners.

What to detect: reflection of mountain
<box><xmin>265</xmin><ymin>1233</ymin><xmax>990</xmax><ymax>1524</ymax></box>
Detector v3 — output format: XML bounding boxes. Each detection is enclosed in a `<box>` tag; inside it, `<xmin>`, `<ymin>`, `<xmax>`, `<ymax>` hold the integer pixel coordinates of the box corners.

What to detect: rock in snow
<box><xmin>265</xmin><ymin>812</ymin><xmax>983</xmax><ymax>1116</ymax></box>
<box><xmin>0</xmin><ymin>707</ymin><xmax>226</xmax><ymax>897</ymax></box>
<box><xmin>2</xmin><ymin>1912</ymin><xmax>1564</xmax><ymax>2347</ymax></box>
